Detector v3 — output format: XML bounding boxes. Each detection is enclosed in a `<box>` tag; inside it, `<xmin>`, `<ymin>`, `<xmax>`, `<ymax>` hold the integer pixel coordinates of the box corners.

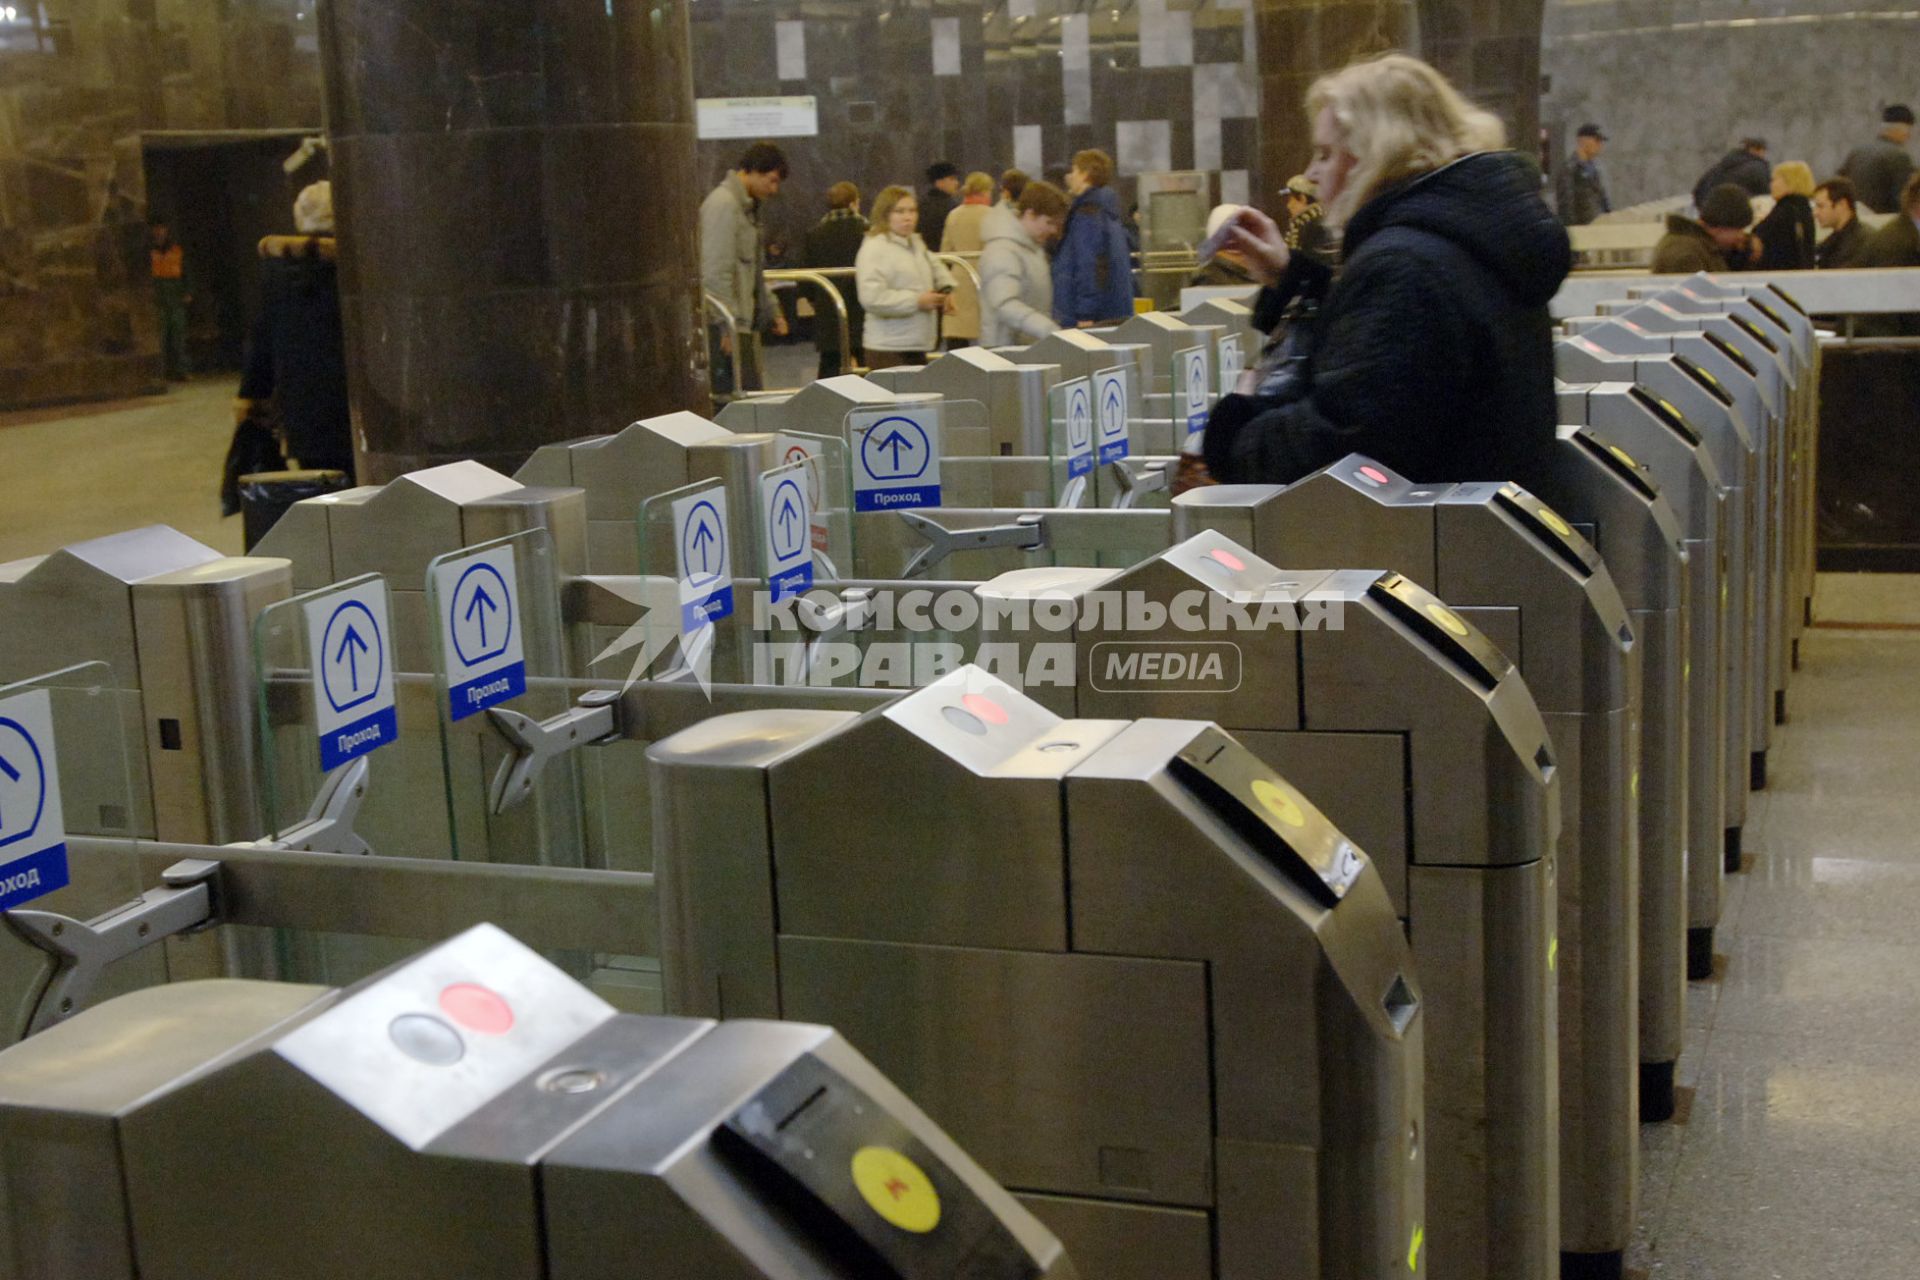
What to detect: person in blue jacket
<box><xmin>1052</xmin><ymin>148</ymin><xmax>1136</xmax><ymax>327</ymax></box>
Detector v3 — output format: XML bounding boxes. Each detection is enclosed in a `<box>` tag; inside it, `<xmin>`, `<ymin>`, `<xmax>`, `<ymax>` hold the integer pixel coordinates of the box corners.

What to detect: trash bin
<box><xmin>238</xmin><ymin>469</ymin><xmax>352</xmax><ymax>551</ymax></box>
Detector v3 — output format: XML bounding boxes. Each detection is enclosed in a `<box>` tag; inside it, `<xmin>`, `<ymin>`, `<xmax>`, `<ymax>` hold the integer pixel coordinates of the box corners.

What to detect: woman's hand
<box><xmin>941</xmin><ymin>293</ymin><xmax>958</xmax><ymax>315</ymax></box>
<box><xmin>917</xmin><ymin>290</ymin><xmax>948</xmax><ymax>311</ymax></box>
<box><xmin>1223</xmin><ymin>207</ymin><xmax>1290</xmax><ymax>286</ymax></box>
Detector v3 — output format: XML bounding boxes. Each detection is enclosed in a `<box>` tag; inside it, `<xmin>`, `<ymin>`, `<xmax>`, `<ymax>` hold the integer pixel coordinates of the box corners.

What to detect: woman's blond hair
<box><xmin>1305</xmin><ymin>53</ymin><xmax>1506</xmax><ymax>224</ymax></box>
<box><xmin>867</xmin><ymin>185</ymin><xmax>916</xmax><ymax>236</ymax></box>
<box><xmin>1773</xmin><ymin>161</ymin><xmax>1815</xmax><ymax>198</ymax></box>
<box><xmin>963</xmin><ymin>171</ymin><xmax>995</xmax><ymax>198</ymax></box>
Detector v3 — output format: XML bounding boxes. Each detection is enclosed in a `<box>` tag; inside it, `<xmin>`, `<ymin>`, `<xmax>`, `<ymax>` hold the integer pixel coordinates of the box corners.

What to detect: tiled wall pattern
<box><xmin>1541</xmin><ymin>0</ymin><xmax>1920</xmax><ymax>208</ymax></box>
<box><xmin>0</xmin><ymin>0</ymin><xmax>322</xmax><ymax>408</ymax></box>
<box><xmin>688</xmin><ymin>0</ymin><xmax>1275</xmax><ymax>252</ymax></box>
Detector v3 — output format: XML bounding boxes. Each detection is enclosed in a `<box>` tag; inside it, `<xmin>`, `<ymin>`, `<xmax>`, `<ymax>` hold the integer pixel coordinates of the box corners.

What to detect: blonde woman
<box><xmin>1754</xmin><ymin>160</ymin><xmax>1816</xmax><ymax>270</ymax></box>
<box><xmin>855</xmin><ymin>185</ymin><xmax>955</xmax><ymax>368</ymax></box>
<box><xmin>1199</xmin><ymin>53</ymin><xmax>1571</xmax><ymax>486</ymax></box>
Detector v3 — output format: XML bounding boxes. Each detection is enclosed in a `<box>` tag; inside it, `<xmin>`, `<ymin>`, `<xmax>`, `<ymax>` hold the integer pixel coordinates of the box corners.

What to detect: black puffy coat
<box><xmin>239</xmin><ymin>237</ymin><xmax>352</xmax><ymax>472</ymax></box>
<box><xmin>1203</xmin><ymin>152</ymin><xmax>1573</xmax><ymax>487</ymax></box>
<box><xmin>1753</xmin><ymin>193</ymin><xmax>1815</xmax><ymax>270</ymax></box>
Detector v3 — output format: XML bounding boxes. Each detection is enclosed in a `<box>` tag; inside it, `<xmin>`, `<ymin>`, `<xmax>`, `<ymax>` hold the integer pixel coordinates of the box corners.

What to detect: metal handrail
<box><xmin>765</xmin><ymin>268</ymin><xmax>854</xmax><ymax>375</ymax></box>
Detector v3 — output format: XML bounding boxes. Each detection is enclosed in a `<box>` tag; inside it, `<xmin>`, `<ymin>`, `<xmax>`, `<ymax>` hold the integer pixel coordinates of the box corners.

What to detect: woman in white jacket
<box><xmin>855</xmin><ymin>185</ymin><xmax>955</xmax><ymax>367</ymax></box>
<box><xmin>977</xmin><ymin>179</ymin><xmax>1069</xmax><ymax>347</ymax></box>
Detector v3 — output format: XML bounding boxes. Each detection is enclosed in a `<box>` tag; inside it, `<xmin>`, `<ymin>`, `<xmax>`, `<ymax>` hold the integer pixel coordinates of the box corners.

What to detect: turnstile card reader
<box><xmin>650</xmin><ymin>667</ymin><xmax>1425</xmax><ymax>1280</ymax></box>
<box><xmin>0</xmin><ymin>924</ymin><xmax>1075</xmax><ymax>1279</ymax></box>
<box><xmin>867</xmin><ymin>346</ymin><xmax>1060</xmax><ymax>458</ymax></box>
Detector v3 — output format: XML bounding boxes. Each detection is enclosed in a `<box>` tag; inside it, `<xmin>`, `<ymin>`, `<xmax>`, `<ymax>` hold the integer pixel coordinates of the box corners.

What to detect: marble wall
<box><xmin>0</xmin><ymin>0</ymin><xmax>321</xmax><ymax>409</ymax></box>
<box><xmin>689</xmin><ymin>0</ymin><xmax>1272</xmax><ymax>252</ymax></box>
<box><xmin>1542</xmin><ymin>0</ymin><xmax>1920</xmax><ymax>208</ymax></box>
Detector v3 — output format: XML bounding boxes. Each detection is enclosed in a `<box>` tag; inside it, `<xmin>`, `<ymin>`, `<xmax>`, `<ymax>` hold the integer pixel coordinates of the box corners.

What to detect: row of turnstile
<box><xmin>0</xmin><ymin>271</ymin><xmax>1822</xmax><ymax>1280</ymax></box>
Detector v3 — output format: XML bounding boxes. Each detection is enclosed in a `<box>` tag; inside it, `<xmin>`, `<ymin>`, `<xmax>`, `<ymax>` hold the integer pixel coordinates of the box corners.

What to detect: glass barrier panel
<box><xmin>1047</xmin><ymin>376</ymin><xmax>1094</xmax><ymax>509</ymax></box>
<box><xmin>638</xmin><ymin>478</ymin><xmax>750</xmax><ymax>685</ymax></box>
<box><xmin>0</xmin><ymin>662</ymin><xmax>149</xmax><ymax>1027</ymax></box>
<box><xmin>426</xmin><ymin>528</ymin><xmax>588</xmax><ymax>869</ymax></box>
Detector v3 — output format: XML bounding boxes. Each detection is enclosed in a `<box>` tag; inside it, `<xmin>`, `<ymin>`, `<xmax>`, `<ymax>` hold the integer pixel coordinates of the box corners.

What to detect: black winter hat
<box><xmin>1886</xmin><ymin>104</ymin><xmax>1916</xmax><ymax>125</ymax></box>
<box><xmin>1699</xmin><ymin>184</ymin><xmax>1753</xmax><ymax>230</ymax></box>
<box><xmin>927</xmin><ymin>161</ymin><xmax>961</xmax><ymax>183</ymax></box>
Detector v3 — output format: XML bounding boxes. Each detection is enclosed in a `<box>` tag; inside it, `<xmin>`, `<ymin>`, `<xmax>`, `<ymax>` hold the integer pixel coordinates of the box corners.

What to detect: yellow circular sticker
<box><xmin>1425</xmin><ymin>603</ymin><xmax>1470</xmax><ymax>637</ymax></box>
<box><xmin>851</xmin><ymin>1146</ymin><xmax>941</xmax><ymax>1234</ymax></box>
<box><xmin>1539</xmin><ymin>507</ymin><xmax>1573</xmax><ymax>538</ymax></box>
<box><xmin>1251</xmin><ymin>778</ymin><xmax>1305</xmax><ymax>828</ymax></box>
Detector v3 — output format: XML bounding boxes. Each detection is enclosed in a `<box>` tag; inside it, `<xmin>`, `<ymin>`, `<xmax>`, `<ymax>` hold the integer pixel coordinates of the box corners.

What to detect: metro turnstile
<box><xmin>1173</xmin><ymin>471</ymin><xmax>1650</xmax><ymax>1268</ymax></box>
<box><xmin>1558</xmin><ymin>317</ymin><xmax>1782</xmax><ymax>778</ymax></box>
<box><xmin>0</xmin><ymin>923</ymin><xmax>1075</xmax><ymax>1279</ymax></box>
<box><xmin>1554</xmin><ymin>342</ymin><xmax>1758</xmax><ymax>857</ymax></box>
<box><xmin>1598</xmin><ymin>293</ymin><xmax>1807</xmax><ymax>709</ymax></box>
<box><xmin>649</xmin><ymin>667</ymin><xmax>1427</xmax><ymax>1280</ymax></box>
<box><xmin>968</xmin><ymin>543</ymin><xmax>1555</xmax><ymax>1280</ymax></box>
<box><xmin>0</xmin><ymin>526</ymin><xmax>291</xmax><ymax>844</ymax></box>
<box><xmin>1559</xmin><ymin>383</ymin><xmax>1732</xmax><ymax>948</ymax></box>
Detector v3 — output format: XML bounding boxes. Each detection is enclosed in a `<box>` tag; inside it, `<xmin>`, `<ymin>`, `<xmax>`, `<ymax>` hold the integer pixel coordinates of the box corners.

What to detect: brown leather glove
<box><xmin>1171</xmin><ymin>451</ymin><xmax>1216</xmax><ymax>496</ymax></box>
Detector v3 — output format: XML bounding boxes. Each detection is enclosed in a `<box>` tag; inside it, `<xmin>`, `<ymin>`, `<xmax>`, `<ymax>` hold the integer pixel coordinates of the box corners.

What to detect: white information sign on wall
<box><xmin>696</xmin><ymin>96</ymin><xmax>819</xmax><ymax>140</ymax></box>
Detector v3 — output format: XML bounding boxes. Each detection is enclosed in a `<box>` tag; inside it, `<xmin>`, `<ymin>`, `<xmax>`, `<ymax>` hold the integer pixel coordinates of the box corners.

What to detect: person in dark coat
<box><xmin>1692</xmin><ymin>138</ymin><xmax>1771</xmax><ymax>211</ymax></box>
<box><xmin>1855</xmin><ymin>172</ymin><xmax>1920</xmax><ymax>335</ymax></box>
<box><xmin>1838</xmin><ymin>105</ymin><xmax>1915</xmax><ymax>214</ymax></box>
<box><xmin>1555</xmin><ymin>123</ymin><xmax>1611</xmax><ymax>226</ymax></box>
<box><xmin>919</xmin><ymin>162</ymin><xmax>961</xmax><ymax>260</ymax></box>
<box><xmin>1200</xmin><ymin>55</ymin><xmax>1572</xmax><ymax>488</ymax></box>
<box><xmin>1752</xmin><ymin>161</ymin><xmax>1816</xmax><ymax>270</ymax></box>
<box><xmin>1052</xmin><ymin>148</ymin><xmax>1137</xmax><ymax>326</ymax></box>
<box><xmin>1282</xmin><ymin>173</ymin><xmax>1335</xmax><ymax>265</ymax></box>
<box><xmin>1652</xmin><ymin>185</ymin><xmax>1758</xmax><ymax>273</ymax></box>
<box><xmin>1813</xmin><ymin>178</ymin><xmax>1870</xmax><ymax>269</ymax></box>
<box><xmin>237</xmin><ymin>182</ymin><xmax>351</xmax><ymax>474</ymax></box>
<box><xmin>802</xmin><ymin>181</ymin><xmax>867</xmax><ymax>377</ymax></box>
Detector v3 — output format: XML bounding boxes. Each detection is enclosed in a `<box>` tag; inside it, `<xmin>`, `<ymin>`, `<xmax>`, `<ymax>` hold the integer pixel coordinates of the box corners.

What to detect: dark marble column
<box><xmin>320</xmin><ymin>0</ymin><xmax>706</xmax><ymax>483</ymax></box>
<box><xmin>1420</xmin><ymin>0</ymin><xmax>1546</xmax><ymax>151</ymax></box>
<box><xmin>1254</xmin><ymin>0</ymin><xmax>1415</xmax><ymax>189</ymax></box>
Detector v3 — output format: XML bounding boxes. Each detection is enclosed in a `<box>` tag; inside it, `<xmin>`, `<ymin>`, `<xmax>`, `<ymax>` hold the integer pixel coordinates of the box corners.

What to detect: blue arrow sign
<box><xmin>307</xmin><ymin>584</ymin><xmax>398</xmax><ymax>769</ymax></box>
<box><xmin>437</xmin><ymin>550</ymin><xmax>527</xmax><ymax>721</ymax></box>
<box><xmin>0</xmin><ymin>691</ymin><xmax>71</xmax><ymax>910</ymax></box>
<box><xmin>852</xmin><ymin>409</ymin><xmax>942</xmax><ymax>511</ymax></box>
<box><xmin>675</xmin><ymin>491</ymin><xmax>735</xmax><ymax>630</ymax></box>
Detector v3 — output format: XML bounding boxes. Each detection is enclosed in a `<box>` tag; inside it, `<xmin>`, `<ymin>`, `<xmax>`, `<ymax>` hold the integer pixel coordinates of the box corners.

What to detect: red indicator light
<box><xmin>440</xmin><ymin>984</ymin><xmax>515</xmax><ymax>1036</ymax></box>
<box><xmin>1357</xmin><ymin>466</ymin><xmax>1389</xmax><ymax>486</ymax></box>
<box><xmin>1209</xmin><ymin>548</ymin><xmax>1246</xmax><ymax>572</ymax></box>
<box><xmin>960</xmin><ymin>693</ymin><xmax>1009</xmax><ymax>726</ymax></box>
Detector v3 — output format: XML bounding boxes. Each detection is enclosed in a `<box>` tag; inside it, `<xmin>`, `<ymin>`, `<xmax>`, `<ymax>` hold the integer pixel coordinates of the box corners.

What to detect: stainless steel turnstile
<box><xmin>0</xmin><ymin>527</ymin><xmax>291</xmax><ymax>844</ymax></box>
<box><xmin>1554</xmin><ymin>340</ymin><xmax>1759</xmax><ymax>874</ymax></box>
<box><xmin>970</xmin><ymin>543</ymin><xmax>1555</xmax><ymax>1280</ymax></box>
<box><xmin>1505</xmin><ymin>426</ymin><xmax>1689</xmax><ymax>1074</ymax></box>
<box><xmin>649</xmin><ymin>667</ymin><xmax>1428</xmax><ymax>1280</ymax></box>
<box><xmin>1559</xmin><ymin>383</ymin><xmax>1731</xmax><ymax>979</ymax></box>
<box><xmin>1558</xmin><ymin>318</ymin><xmax>1781</xmax><ymax>814</ymax></box>
<box><xmin>0</xmin><ymin>923</ymin><xmax>1074</xmax><ymax>1279</ymax></box>
<box><xmin>1175</xmin><ymin>469</ymin><xmax>1650</xmax><ymax>1269</ymax></box>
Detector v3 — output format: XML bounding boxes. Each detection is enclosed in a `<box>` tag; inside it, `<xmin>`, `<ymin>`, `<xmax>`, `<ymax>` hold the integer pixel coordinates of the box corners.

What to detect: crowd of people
<box><xmin>1552</xmin><ymin>105</ymin><xmax>1920</xmax><ymax>280</ymax></box>
<box><xmin>698</xmin><ymin>143</ymin><xmax>1328</xmax><ymax>384</ymax></box>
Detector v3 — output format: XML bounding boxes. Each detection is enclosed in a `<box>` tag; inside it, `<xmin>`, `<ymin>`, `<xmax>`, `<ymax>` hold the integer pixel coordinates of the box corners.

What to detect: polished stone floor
<box><xmin>0</xmin><ymin>378</ymin><xmax>243</xmax><ymax>564</ymax></box>
<box><xmin>1631</xmin><ymin>624</ymin><xmax>1920</xmax><ymax>1277</ymax></box>
<box><xmin>5</xmin><ymin>384</ymin><xmax>1920</xmax><ymax>1274</ymax></box>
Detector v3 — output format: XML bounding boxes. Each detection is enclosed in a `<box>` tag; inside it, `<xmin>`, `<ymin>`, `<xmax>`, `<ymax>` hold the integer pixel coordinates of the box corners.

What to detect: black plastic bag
<box><xmin>220</xmin><ymin>417</ymin><xmax>287</xmax><ymax>517</ymax></box>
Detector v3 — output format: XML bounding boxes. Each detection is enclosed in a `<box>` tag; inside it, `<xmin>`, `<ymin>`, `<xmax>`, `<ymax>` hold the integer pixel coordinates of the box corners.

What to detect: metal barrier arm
<box><xmin>488</xmin><ymin>689</ymin><xmax>623</xmax><ymax>813</ymax></box>
<box><xmin>898</xmin><ymin>511</ymin><xmax>1046</xmax><ymax>579</ymax></box>
<box><xmin>4</xmin><ymin>858</ymin><xmax>221</xmax><ymax>1039</ymax></box>
<box><xmin>242</xmin><ymin>758</ymin><xmax>374</xmax><ymax>857</ymax></box>
<box><xmin>1109</xmin><ymin>457</ymin><xmax>1172</xmax><ymax>509</ymax></box>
